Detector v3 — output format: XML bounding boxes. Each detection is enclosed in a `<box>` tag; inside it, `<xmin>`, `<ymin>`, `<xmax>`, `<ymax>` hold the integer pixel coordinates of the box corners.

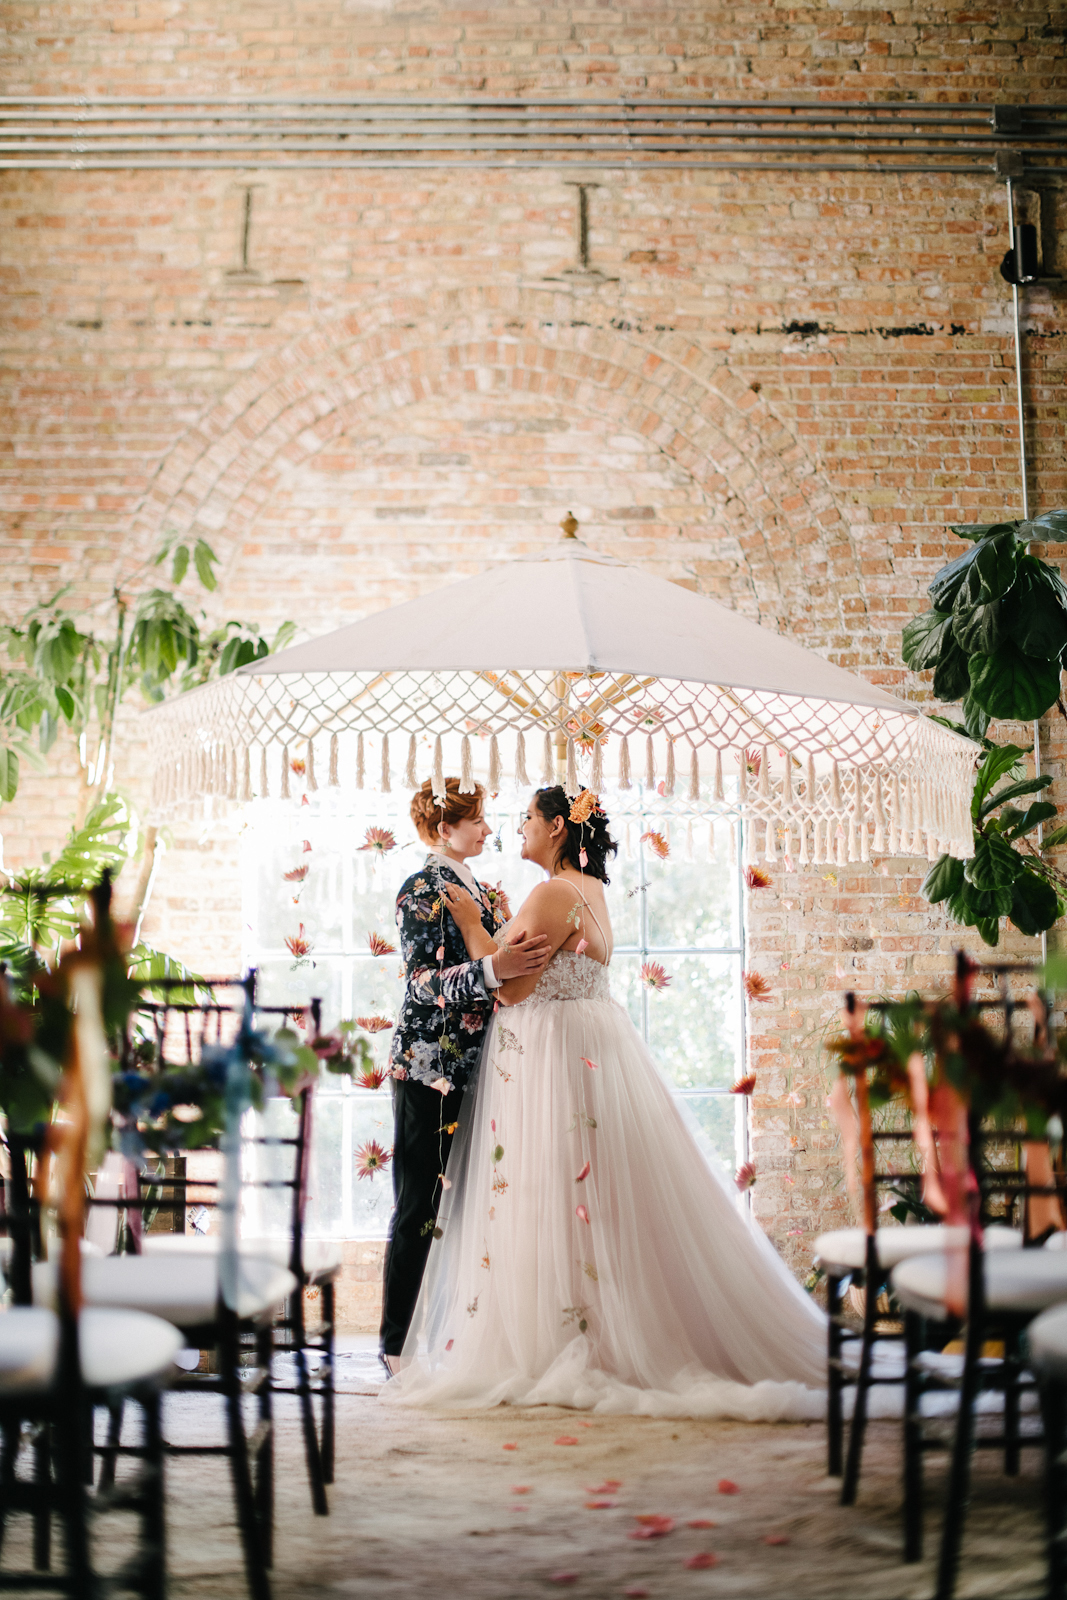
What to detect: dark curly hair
<box><xmin>533</xmin><ymin>787</ymin><xmax>619</xmax><ymax>884</ymax></box>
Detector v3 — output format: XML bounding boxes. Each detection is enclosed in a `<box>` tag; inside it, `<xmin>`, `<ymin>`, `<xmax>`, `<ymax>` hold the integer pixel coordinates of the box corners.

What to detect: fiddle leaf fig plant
<box><xmin>904</xmin><ymin>513</ymin><xmax>1067</xmax><ymax>946</ymax></box>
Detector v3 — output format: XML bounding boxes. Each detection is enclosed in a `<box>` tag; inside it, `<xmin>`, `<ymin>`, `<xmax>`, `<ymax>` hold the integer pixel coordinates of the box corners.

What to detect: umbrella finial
<box><xmin>560</xmin><ymin>511</ymin><xmax>579</xmax><ymax>540</ymax></box>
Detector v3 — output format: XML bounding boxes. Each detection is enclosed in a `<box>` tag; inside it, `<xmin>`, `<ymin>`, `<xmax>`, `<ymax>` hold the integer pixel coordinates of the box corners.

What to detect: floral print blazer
<box><xmin>388</xmin><ymin>856</ymin><xmax>509</xmax><ymax>1094</ymax></box>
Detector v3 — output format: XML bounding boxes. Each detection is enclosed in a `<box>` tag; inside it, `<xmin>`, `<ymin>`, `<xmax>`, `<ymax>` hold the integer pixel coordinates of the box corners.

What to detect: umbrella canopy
<box><xmin>144</xmin><ymin>532</ymin><xmax>976</xmax><ymax>865</ymax></box>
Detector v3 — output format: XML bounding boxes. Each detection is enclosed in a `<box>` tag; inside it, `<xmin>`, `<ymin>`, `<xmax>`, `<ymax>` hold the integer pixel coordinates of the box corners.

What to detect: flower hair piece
<box><xmin>568</xmin><ymin>789</ymin><xmax>599</xmax><ymax>825</ymax></box>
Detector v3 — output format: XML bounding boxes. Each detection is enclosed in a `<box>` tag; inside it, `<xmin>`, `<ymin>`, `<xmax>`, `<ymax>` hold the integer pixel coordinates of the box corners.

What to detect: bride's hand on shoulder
<box><xmin>441</xmin><ymin>882</ymin><xmax>484</xmax><ymax>933</ymax></box>
<box><xmin>493</xmin><ymin>928</ymin><xmax>551</xmax><ymax>980</ymax></box>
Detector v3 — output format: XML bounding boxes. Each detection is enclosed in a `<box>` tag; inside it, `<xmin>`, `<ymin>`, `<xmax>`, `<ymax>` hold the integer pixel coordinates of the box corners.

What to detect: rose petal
<box><xmin>436</xmin><ymin>945</ymin><xmax>445</xmax><ymax>961</ymax></box>
<box><xmin>445</xmin><ymin>1339</ymin><xmax>454</xmax><ymax>1352</ymax></box>
<box><xmin>687</xmin><ymin>1519</ymin><xmax>716</xmax><ymax>1529</ymax></box>
<box><xmin>633</xmin><ymin>1515</ymin><xmax>674</xmax><ymax>1530</ymax></box>
<box><xmin>764</xmin><ymin>1535</ymin><xmax>790</xmax><ymax>1546</ymax></box>
<box><xmin>578</xmin><ymin>1420</ymin><xmax>594</xmax><ymax>1428</ymax></box>
<box><xmin>510</xmin><ymin>1486</ymin><xmax>531</xmax><ymax>1494</ymax></box>
<box><xmin>575</xmin><ymin>938</ymin><xmax>589</xmax><ymax>954</ymax></box>
<box><xmin>575</xmin><ymin>1205</ymin><xmax>591</xmax><ymax>1225</ymax></box>
<box><xmin>575</xmin><ymin>1161</ymin><xmax>591</xmax><ymax>1183</ymax></box>
<box><xmin>554</xmin><ymin>1436</ymin><xmax>579</xmax><ymax>1446</ymax></box>
<box><xmin>586</xmin><ymin>1482</ymin><xmax>623</xmax><ymax>1494</ymax></box>
<box><xmin>684</xmin><ymin>1553</ymin><xmax>719</xmax><ymax>1570</ymax></box>
<box><xmin>581</xmin><ymin>1056</ymin><xmax>599</xmax><ymax>1071</ymax></box>
<box><xmin>502</xmin><ymin>1443</ymin><xmax>518</xmax><ymax>1451</ymax></box>
<box><xmin>717</xmin><ymin>1479</ymin><xmax>740</xmax><ymax>1495</ymax></box>
<box><xmin>584</xmin><ymin>1500</ymin><xmax>614</xmax><ymax>1509</ymax></box>
<box><xmin>579</xmin><ymin>849</ymin><xmax>588</xmax><ymax>868</ymax></box>
<box><xmin>511</xmin><ymin>1505</ymin><xmax>528</xmax><ymax>1512</ymax></box>
<box><xmin>549</xmin><ymin>1573</ymin><xmax>579</xmax><ymax>1586</ymax></box>
<box><xmin>624</xmin><ymin>1589</ymin><xmax>650</xmax><ymax>1599</ymax></box>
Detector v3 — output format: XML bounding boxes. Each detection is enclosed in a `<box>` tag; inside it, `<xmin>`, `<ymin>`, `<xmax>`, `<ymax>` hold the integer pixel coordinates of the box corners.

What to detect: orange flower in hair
<box><xmin>569</xmin><ymin>789</ymin><xmax>598</xmax><ymax>825</ymax></box>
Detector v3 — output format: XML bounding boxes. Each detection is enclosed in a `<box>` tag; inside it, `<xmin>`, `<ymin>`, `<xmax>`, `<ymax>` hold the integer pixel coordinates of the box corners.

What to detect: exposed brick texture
<box><xmin>2</xmin><ymin>2</ymin><xmax>1066</xmax><ymax>1286</ymax></box>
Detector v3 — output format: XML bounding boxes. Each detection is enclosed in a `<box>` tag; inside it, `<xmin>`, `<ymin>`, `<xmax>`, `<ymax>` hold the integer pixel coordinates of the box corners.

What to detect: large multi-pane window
<box><xmin>241</xmin><ymin>792</ymin><xmax>746</xmax><ymax>1241</ymax></box>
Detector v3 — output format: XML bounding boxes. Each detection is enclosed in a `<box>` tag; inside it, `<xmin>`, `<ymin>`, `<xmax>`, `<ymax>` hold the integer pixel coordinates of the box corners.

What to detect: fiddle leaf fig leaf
<box><xmin>972</xmin><ymin>743</ymin><xmax>1027</xmax><ymax>812</ymax></box>
<box><xmin>1009</xmin><ymin>870</ymin><xmax>1061</xmax><ymax>937</ymax></box>
<box><xmin>1001</xmin><ymin>557</ymin><xmax>1067</xmax><ymax>660</ymax></box>
<box><xmin>965</xmin><ymin>833</ymin><xmax>1022</xmax><ymax>892</ymax></box>
<box><xmin>978</xmin><ymin>774</ymin><xmax>1053</xmax><ymax>819</ymax></box>
<box><xmin>922</xmin><ymin>853</ymin><xmax>963</xmax><ymax>905</ymax></box>
<box><xmin>1041</xmin><ymin>823</ymin><xmax>1067</xmax><ymax>851</ymax></box>
<box><xmin>948</xmin><ymin>521</ymin><xmax>1020</xmax><ymax>543</ymax></box>
<box><xmin>961</xmin><ymin>692</ymin><xmax>990</xmax><ymax>741</ymax></box>
<box><xmin>902</xmin><ymin>609</ymin><xmax>954</xmax><ymax>671</ymax></box>
<box><xmin>1001</xmin><ymin>800</ymin><xmax>1058</xmax><ymax>841</ymax></box>
<box><xmin>974</xmin><ymin>915</ymin><xmax>1001</xmax><ymax>947</ymax></box>
<box><xmin>1027</xmin><ymin>510</ymin><xmax>1067</xmax><ymax>540</ymax></box>
<box><xmin>968</xmin><ymin>643</ymin><xmax>1063</xmax><ymax>722</ymax></box>
<box><xmin>928</xmin><ymin>541</ymin><xmax>983</xmax><ymax>612</ymax></box>
<box><xmin>952</xmin><ymin>599</ymin><xmax>1002</xmax><ymax>656</ymax></box>
<box><xmin>932</xmin><ymin>637</ymin><xmax>971</xmax><ymax>702</ymax></box>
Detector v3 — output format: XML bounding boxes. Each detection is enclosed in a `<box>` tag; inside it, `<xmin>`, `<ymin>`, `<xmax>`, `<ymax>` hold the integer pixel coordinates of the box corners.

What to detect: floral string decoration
<box><xmin>356</xmin><ymin>1065</ymin><xmax>388</xmax><ymax>1090</ymax></box>
<box><xmin>640</xmin><ymin>829</ymin><xmax>670</xmax><ymax>862</ymax></box>
<box><xmin>742</xmin><ymin>969</ymin><xmax>772</xmax><ymax>1003</ymax></box>
<box><xmin>355</xmin><ymin>1014</ymin><xmax>394</xmax><ymax>1033</ymax></box>
<box><xmin>735</xmin><ymin>1161</ymin><xmax>757</xmax><ymax>1192</ymax></box>
<box><xmin>355</xmin><ymin>1139</ymin><xmax>392</xmax><ymax>1180</ymax></box>
<box><xmin>289</xmin><ymin>757</ymin><xmax>306</xmax><ymax>778</ymax></box>
<box><xmin>283</xmin><ymin>865</ymin><xmax>308</xmax><ymax>883</ymax></box>
<box><xmin>358</xmin><ymin>826</ymin><xmax>397</xmax><ymax>860</ymax></box>
<box><xmin>640</xmin><ymin>961</ymin><xmax>672</xmax><ymax>991</ymax></box>
<box><xmin>744</xmin><ymin>864</ymin><xmax>771</xmax><ymax>890</ymax></box>
<box><xmin>730</xmin><ymin>1074</ymin><xmax>757</xmax><ymax>1095</ymax></box>
<box><xmin>367</xmin><ymin>930</ymin><xmax>396</xmax><ymax>957</ymax></box>
<box><xmin>285</xmin><ymin>923</ymin><xmax>313</xmax><ymax>970</ymax></box>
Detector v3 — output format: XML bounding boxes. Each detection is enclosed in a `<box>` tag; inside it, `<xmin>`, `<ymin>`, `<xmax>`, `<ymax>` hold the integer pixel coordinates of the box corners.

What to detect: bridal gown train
<box><xmin>388</xmin><ymin>949</ymin><xmax>827</xmax><ymax>1420</ymax></box>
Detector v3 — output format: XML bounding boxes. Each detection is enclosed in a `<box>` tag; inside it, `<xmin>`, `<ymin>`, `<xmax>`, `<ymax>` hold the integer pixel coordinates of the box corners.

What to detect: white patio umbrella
<box><xmin>144</xmin><ymin>526</ymin><xmax>976</xmax><ymax>866</ymax></box>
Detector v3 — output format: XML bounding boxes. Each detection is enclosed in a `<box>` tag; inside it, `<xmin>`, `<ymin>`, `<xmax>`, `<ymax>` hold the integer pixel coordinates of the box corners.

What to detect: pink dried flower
<box><xmin>743</xmin><ymin>970</ymin><xmax>772</xmax><ymax>1003</ymax></box>
<box><xmin>283</xmin><ymin>865</ymin><xmax>309</xmax><ymax>883</ymax></box>
<box><xmin>284</xmin><ymin>924</ymin><xmax>313</xmax><ymax>960</ymax></box>
<box><xmin>575</xmin><ymin>1161</ymin><xmax>591</xmax><ymax>1183</ymax></box>
<box><xmin>302</xmin><ymin>839</ymin><xmax>312</xmax><ymax>853</ymax></box>
<box><xmin>355</xmin><ymin>1015</ymin><xmax>394</xmax><ymax>1033</ymax></box>
<box><xmin>744</xmin><ymin>864</ymin><xmax>771</xmax><ymax>889</ymax></box>
<box><xmin>355</xmin><ymin>1139</ymin><xmax>392</xmax><ymax>1180</ymax></box>
<box><xmin>575</xmin><ymin>1204</ymin><xmax>591</xmax><ymax>1225</ymax></box>
<box><xmin>640</xmin><ymin>830</ymin><xmax>670</xmax><ymax>861</ymax></box>
<box><xmin>640</xmin><ymin>961</ymin><xmax>672</xmax><ymax>991</ymax></box>
<box><xmin>367</xmin><ymin>931</ymin><xmax>397</xmax><ymax>957</ymax></box>
<box><xmin>289</xmin><ymin>757</ymin><xmax>306</xmax><ymax>778</ymax></box>
<box><xmin>358</xmin><ymin>826</ymin><xmax>397</xmax><ymax>857</ymax></box>
<box><xmin>735</xmin><ymin>1163</ymin><xmax>756</xmax><ymax>1192</ymax></box>
<box><xmin>730</xmin><ymin>1074</ymin><xmax>757</xmax><ymax>1095</ymax></box>
<box><xmin>356</xmin><ymin>1066</ymin><xmax>388</xmax><ymax>1090</ymax></box>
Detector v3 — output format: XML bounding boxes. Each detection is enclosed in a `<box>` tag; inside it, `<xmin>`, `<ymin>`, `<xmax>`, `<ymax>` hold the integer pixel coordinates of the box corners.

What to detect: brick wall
<box><xmin>2</xmin><ymin>2</ymin><xmax>1066</xmax><ymax>1287</ymax></box>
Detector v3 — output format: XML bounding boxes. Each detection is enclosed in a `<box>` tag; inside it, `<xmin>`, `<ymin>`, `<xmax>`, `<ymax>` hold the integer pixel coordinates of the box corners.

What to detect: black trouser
<box><xmin>379</xmin><ymin>1078</ymin><xmax>464</xmax><ymax>1357</ymax></box>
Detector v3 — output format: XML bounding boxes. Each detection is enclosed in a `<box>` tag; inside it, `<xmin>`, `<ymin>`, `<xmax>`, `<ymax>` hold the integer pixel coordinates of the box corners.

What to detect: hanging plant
<box><xmin>903</xmin><ymin>512</ymin><xmax>1067</xmax><ymax>945</ymax></box>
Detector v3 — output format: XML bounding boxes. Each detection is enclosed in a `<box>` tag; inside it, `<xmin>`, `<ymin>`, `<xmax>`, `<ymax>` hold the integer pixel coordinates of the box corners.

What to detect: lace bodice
<box><xmin>514</xmin><ymin>950</ymin><xmax>612</xmax><ymax>1007</ymax></box>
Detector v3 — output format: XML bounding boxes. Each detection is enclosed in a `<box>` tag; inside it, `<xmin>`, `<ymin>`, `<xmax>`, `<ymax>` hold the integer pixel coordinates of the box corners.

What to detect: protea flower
<box><xmin>743</xmin><ymin>969</ymin><xmax>772</xmax><ymax>1003</ymax></box>
<box><xmin>283</xmin><ymin>865</ymin><xmax>309</xmax><ymax>883</ymax></box>
<box><xmin>568</xmin><ymin>789</ymin><xmax>598</xmax><ymax>825</ymax></box>
<box><xmin>640</xmin><ymin>961</ymin><xmax>672</xmax><ymax>991</ymax></box>
<box><xmin>285</xmin><ymin>924</ymin><xmax>313</xmax><ymax>960</ymax></box>
<box><xmin>744</xmin><ymin>865</ymin><xmax>771</xmax><ymax>890</ymax></box>
<box><xmin>640</xmin><ymin>829</ymin><xmax>670</xmax><ymax>861</ymax></box>
<box><xmin>358</xmin><ymin>827</ymin><xmax>397</xmax><ymax>857</ymax></box>
<box><xmin>355</xmin><ymin>1015</ymin><xmax>394</xmax><ymax>1033</ymax></box>
<box><xmin>356</xmin><ymin>1066</ymin><xmax>388</xmax><ymax>1091</ymax></box>
<box><xmin>730</xmin><ymin>1074</ymin><xmax>757</xmax><ymax>1095</ymax></box>
<box><xmin>289</xmin><ymin>757</ymin><xmax>306</xmax><ymax>778</ymax></box>
<box><xmin>735</xmin><ymin>1161</ymin><xmax>757</xmax><ymax>1192</ymax></box>
<box><xmin>355</xmin><ymin>1139</ymin><xmax>392</xmax><ymax>1180</ymax></box>
<box><xmin>367</xmin><ymin>931</ymin><xmax>397</xmax><ymax>957</ymax></box>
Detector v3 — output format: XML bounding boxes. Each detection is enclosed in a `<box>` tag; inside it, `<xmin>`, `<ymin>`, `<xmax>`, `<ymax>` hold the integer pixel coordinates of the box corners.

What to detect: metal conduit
<box><xmin>0</xmin><ymin>97</ymin><xmax>1064</xmax><ymax>173</ymax></box>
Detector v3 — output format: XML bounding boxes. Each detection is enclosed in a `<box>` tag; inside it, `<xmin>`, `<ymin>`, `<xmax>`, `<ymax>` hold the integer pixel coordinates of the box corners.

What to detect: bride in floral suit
<box><xmin>379</xmin><ymin>778</ymin><xmax>549</xmax><ymax>1374</ymax></box>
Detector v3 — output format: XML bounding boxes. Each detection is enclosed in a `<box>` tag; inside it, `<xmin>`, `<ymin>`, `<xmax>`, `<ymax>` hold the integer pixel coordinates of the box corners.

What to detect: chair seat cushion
<box><xmin>892</xmin><ymin>1247</ymin><xmax>1067</xmax><ymax>1321</ymax></box>
<box><xmin>139</xmin><ymin>1233</ymin><xmax>343</xmax><ymax>1281</ymax></box>
<box><xmin>1027</xmin><ymin>1304</ymin><xmax>1067</xmax><ymax>1380</ymax></box>
<box><xmin>0</xmin><ymin>1306</ymin><xmax>182</xmax><ymax>1394</ymax></box>
<box><xmin>32</xmin><ymin>1253</ymin><xmax>297</xmax><ymax>1329</ymax></box>
<box><xmin>813</xmin><ymin>1223</ymin><xmax>1022</xmax><ymax>1273</ymax></box>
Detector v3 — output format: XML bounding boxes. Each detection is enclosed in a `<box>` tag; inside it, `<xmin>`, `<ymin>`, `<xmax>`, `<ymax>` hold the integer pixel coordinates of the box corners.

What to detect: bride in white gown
<box><xmin>386</xmin><ymin>787</ymin><xmax>827</xmax><ymax>1420</ymax></box>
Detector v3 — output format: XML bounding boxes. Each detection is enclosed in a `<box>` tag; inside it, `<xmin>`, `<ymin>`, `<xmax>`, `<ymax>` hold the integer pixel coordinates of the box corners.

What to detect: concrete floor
<box><xmin>0</xmin><ymin>1339</ymin><xmax>1049</xmax><ymax>1598</ymax></box>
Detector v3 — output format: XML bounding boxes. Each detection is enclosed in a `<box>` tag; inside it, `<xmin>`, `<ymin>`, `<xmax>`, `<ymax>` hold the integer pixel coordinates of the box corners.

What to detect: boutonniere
<box><xmin>484</xmin><ymin>882</ymin><xmax>512</xmax><ymax>923</ymax></box>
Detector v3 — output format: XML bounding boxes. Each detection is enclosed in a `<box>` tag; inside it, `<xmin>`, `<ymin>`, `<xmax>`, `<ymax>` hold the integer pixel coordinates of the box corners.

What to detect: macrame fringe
<box><xmin>542</xmin><ymin>732</ymin><xmax>554</xmax><ymax>787</ymax></box>
<box><xmin>381</xmin><ymin>733</ymin><xmax>391</xmax><ymax>794</ymax></box>
<box><xmin>644</xmin><ymin>735</ymin><xmax>655</xmax><ymax>791</ymax></box>
<box><xmin>763</xmin><ymin>819</ymin><xmax>775</xmax><ymax>862</ymax></box>
<box><xmin>665</xmin><ymin>738</ymin><xmax>675</xmax><ymax>797</ymax></box>
<box><xmin>431</xmin><ymin>736</ymin><xmax>444</xmax><ymax>801</ymax></box>
<box><xmin>566</xmin><ymin>737</ymin><xmax>577</xmax><ymax>795</ymax></box>
<box><xmin>240</xmin><ymin>746</ymin><xmax>252</xmax><ymax>803</ymax></box>
<box><xmin>488</xmin><ymin>734</ymin><xmax>501</xmax><ymax>791</ymax></box>
<box><xmin>688</xmin><ymin>746</ymin><xmax>700</xmax><ymax>803</ymax></box>
<box><xmin>259</xmin><ymin>745</ymin><xmax>269</xmax><ymax>800</ymax></box>
<box><xmin>328</xmin><ymin>733</ymin><xmax>339</xmax><ymax>788</ymax></box>
<box><xmin>685</xmin><ymin>820</ymin><xmax>694</xmax><ymax>861</ymax></box>
<box><xmin>459</xmin><ymin>735</ymin><xmax>475</xmax><ymax>794</ymax></box>
<box><xmin>405</xmin><ymin>734</ymin><xmax>418</xmax><ymax>789</ymax></box>
<box><xmin>514</xmin><ymin>731</ymin><xmax>529</xmax><ymax>787</ymax></box>
<box><xmin>873</xmin><ymin>772</ymin><xmax>886</xmax><ymax>853</ymax></box>
<box><xmin>713</xmin><ymin>749</ymin><xmax>724</xmax><ymax>803</ymax></box>
<box><xmin>356</xmin><ymin>733</ymin><xmax>366</xmax><ymax>792</ymax></box>
<box><xmin>618</xmin><ymin>736</ymin><xmax>632</xmax><ymax>790</ymax></box>
<box><xmin>590</xmin><ymin>739</ymin><xmax>604</xmax><ymax>790</ymax></box>
<box><xmin>758</xmin><ymin>746</ymin><xmax>770</xmax><ymax>799</ymax></box>
<box><xmin>280</xmin><ymin>745</ymin><xmax>290</xmax><ymax>801</ymax></box>
<box><xmin>306</xmin><ymin>738</ymin><xmax>318</xmax><ymax>792</ymax></box>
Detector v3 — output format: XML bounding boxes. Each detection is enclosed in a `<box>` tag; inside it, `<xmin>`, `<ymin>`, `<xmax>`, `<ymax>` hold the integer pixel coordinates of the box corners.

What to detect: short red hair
<box><xmin>410</xmin><ymin>778</ymin><xmax>486</xmax><ymax>847</ymax></box>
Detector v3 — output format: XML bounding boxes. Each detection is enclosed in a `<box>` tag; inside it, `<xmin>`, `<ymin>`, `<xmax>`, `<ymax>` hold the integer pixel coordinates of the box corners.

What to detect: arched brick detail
<box><xmin>124</xmin><ymin>284</ymin><xmax>853</xmax><ymax>640</ymax></box>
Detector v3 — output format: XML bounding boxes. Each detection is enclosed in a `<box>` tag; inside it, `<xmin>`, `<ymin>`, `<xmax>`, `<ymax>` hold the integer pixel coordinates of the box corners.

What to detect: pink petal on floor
<box><xmin>549</xmin><ymin>1573</ymin><xmax>579</xmax><ymax>1585</ymax></box>
<box><xmin>502</xmin><ymin>1443</ymin><xmax>518</xmax><ymax>1451</ymax></box>
<box><xmin>717</xmin><ymin>1479</ymin><xmax>740</xmax><ymax>1495</ymax></box>
<box><xmin>575</xmin><ymin>1205</ymin><xmax>591</xmax><ymax>1225</ymax></box>
<box><xmin>623</xmin><ymin>1588</ymin><xmax>650</xmax><ymax>1598</ymax></box>
<box><xmin>445</xmin><ymin>1340</ymin><xmax>454</xmax><ymax>1352</ymax></box>
<box><xmin>587</xmin><ymin>1480</ymin><xmax>623</xmax><ymax>1494</ymax></box>
<box><xmin>510</xmin><ymin>1486</ymin><xmax>531</xmax><ymax>1494</ymax></box>
<box><xmin>585</xmin><ymin>1500</ymin><xmax>614</xmax><ymax>1509</ymax></box>
<box><xmin>764</xmin><ymin>1535</ymin><xmax>790</xmax><ymax>1546</ymax></box>
<box><xmin>687</xmin><ymin>1519</ymin><xmax>716</xmax><ymax>1529</ymax></box>
<box><xmin>684</xmin><ymin>1553</ymin><xmax>719</xmax><ymax>1570</ymax></box>
<box><xmin>575</xmin><ymin>1161</ymin><xmax>591</xmax><ymax>1183</ymax></box>
<box><xmin>580</xmin><ymin>1056</ymin><xmax>599</xmax><ymax>1071</ymax></box>
<box><xmin>629</xmin><ymin>1515</ymin><xmax>674</xmax><ymax>1539</ymax></box>
<box><xmin>555</xmin><ymin>1436</ymin><xmax>579</xmax><ymax>1446</ymax></box>
<box><xmin>578</xmin><ymin>1420</ymin><xmax>594</xmax><ymax>1428</ymax></box>
<box><xmin>511</xmin><ymin>1505</ymin><xmax>528</xmax><ymax>1512</ymax></box>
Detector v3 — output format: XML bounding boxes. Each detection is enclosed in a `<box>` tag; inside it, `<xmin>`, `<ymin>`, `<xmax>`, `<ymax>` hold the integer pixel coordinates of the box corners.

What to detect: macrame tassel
<box><xmin>566</xmin><ymin>737</ymin><xmax>578</xmax><ymax>795</ymax></box>
<box><xmin>405</xmin><ymin>734</ymin><xmax>418</xmax><ymax>789</ymax></box>
<box><xmin>459</xmin><ymin>735</ymin><xmax>475</xmax><ymax>794</ymax></box>
<box><xmin>848</xmin><ymin>816</ymin><xmax>858</xmax><ymax>862</ymax></box>
<box><xmin>889</xmin><ymin>773</ymin><xmax>902</xmax><ymax>855</ymax></box>
<box><xmin>239</xmin><ymin>746</ymin><xmax>252</xmax><ymax>802</ymax></box>
<box><xmin>806</xmin><ymin>754</ymin><xmax>817</xmax><ymax>801</ymax></box>
<box><xmin>815</xmin><ymin>817</ymin><xmax>827</xmax><ymax>864</ymax></box>
<box><xmin>873</xmin><ymin>773</ymin><xmax>886</xmax><ymax>853</ymax></box>
<box><xmin>728</xmin><ymin>824</ymin><xmax>737</xmax><ymax>865</ymax></box>
<box><xmin>707</xmin><ymin>821</ymin><xmax>717</xmax><ymax>861</ymax></box>
<box><xmin>306</xmin><ymin>738</ymin><xmax>318</xmax><ymax>792</ymax></box>
<box><xmin>688</xmin><ymin>746</ymin><xmax>700</xmax><ymax>803</ymax></box>
<box><xmin>644</xmin><ymin>735</ymin><xmax>655</xmax><ymax>791</ymax></box>
<box><xmin>618</xmin><ymin>736</ymin><xmax>632</xmax><ymax>790</ymax></box>
<box><xmin>590</xmin><ymin>739</ymin><xmax>604</xmax><ymax>791</ymax></box>
<box><xmin>927</xmin><ymin>832</ymin><xmax>938</xmax><ymax>862</ymax></box>
<box><xmin>738</xmin><ymin>752</ymin><xmax>748</xmax><ymax>803</ymax></box>
<box><xmin>356</xmin><ymin>733</ymin><xmax>366</xmax><ymax>791</ymax></box>
<box><xmin>831</xmin><ymin>761</ymin><xmax>843</xmax><ymax>812</ymax></box>
<box><xmin>328</xmin><ymin>733</ymin><xmax>339</xmax><ymax>787</ymax></box>
<box><xmin>784</xmin><ymin>753</ymin><xmax>794</xmax><ymax>806</ymax></box>
<box><xmin>488</xmin><ymin>734</ymin><xmax>501</xmax><ymax>791</ymax></box>
<box><xmin>515</xmin><ymin>731</ymin><xmax>529</xmax><ymax>787</ymax></box>
<box><xmin>798</xmin><ymin>818</ymin><xmax>810</xmax><ymax>867</ymax></box>
<box><xmin>259</xmin><ymin>745</ymin><xmax>268</xmax><ymax>799</ymax></box>
<box><xmin>763</xmin><ymin>819</ymin><xmax>776</xmax><ymax>862</ymax></box>
<box><xmin>686</xmin><ymin>820</ymin><xmax>694</xmax><ymax>862</ymax></box>
<box><xmin>381</xmin><ymin>733</ymin><xmax>391</xmax><ymax>794</ymax></box>
<box><xmin>836</xmin><ymin>822</ymin><xmax>847</xmax><ymax>867</ymax></box>
<box><xmin>665</xmin><ymin>738</ymin><xmax>676</xmax><ymax>797</ymax></box>
<box><xmin>713</xmin><ymin>749</ymin><xmax>724</xmax><ymax>804</ymax></box>
<box><xmin>228</xmin><ymin>746</ymin><xmax>238</xmax><ymax>800</ymax></box>
<box><xmin>542</xmin><ymin>732</ymin><xmax>554</xmax><ymax>786</ymax></box>
<box><xmin>431</xmin><ymin>736</ymin><xmax>444</xmax><ymax>801</ymax></box>
<box><xmin>758</xmin><ymin>746</ymin><xmax>770</xmax><ymax>798</ymax></box>
<box><xmin>280</xmin><ymin>745</ymin><xmax>290</xmax><ymax>801</ymax></box>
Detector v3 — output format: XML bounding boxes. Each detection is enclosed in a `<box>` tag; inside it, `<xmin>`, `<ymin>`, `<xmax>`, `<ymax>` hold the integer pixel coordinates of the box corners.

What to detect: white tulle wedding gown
<box><xmin>387</xmin><ymin>948</ymin><xmax>827</xmax><ymax>1420</ymax></box>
